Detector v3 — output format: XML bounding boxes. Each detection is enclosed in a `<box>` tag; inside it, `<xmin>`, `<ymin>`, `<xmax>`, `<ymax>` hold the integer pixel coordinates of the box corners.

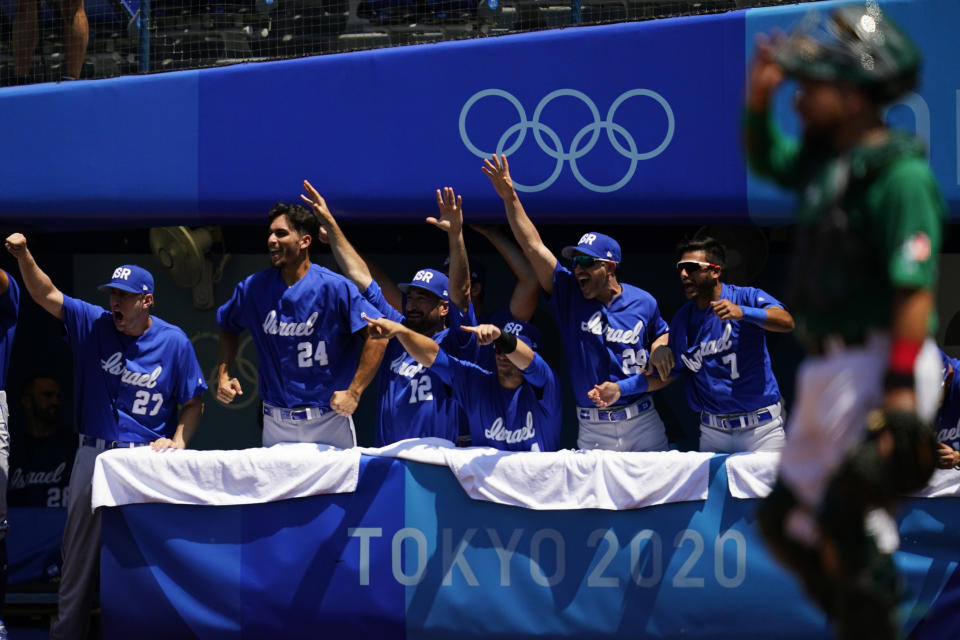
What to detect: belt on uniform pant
<box><xmin>263</xmin><ymin>404</ymin><xmax>329</xmax><ymax>421</ymax></box>
<box><xmin>79</xmin><ymin>434</ymin><xmax>151</xmax><ymax>450</ymax></box>
<box><xmin>579</xmin><ymin>398</ymin><xmax>652</xmax><ymax>422</ymax></box>
<box><xmin>701</xmin><ymin>401</ymin><xmax>782</xmax><ymax>431</ymax></box>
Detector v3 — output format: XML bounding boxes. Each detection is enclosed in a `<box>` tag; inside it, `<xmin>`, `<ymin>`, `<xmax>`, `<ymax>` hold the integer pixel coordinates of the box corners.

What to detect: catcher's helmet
<box><xmin>775</xmin><ymin>2</ymin><xmax>920</xmax><ymax>104</ymax></box>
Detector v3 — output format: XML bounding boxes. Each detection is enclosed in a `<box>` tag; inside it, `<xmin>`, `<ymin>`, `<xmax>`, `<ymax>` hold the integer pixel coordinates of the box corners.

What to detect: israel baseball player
<box><xmin>483</xmin><ymin>155</ymin><xmax>670</xmax><ymax>451</ymax></box>
<box><xmin>216</xmin><ymin>202</ymin><xmax>385</xmax><ymax>448</ymax></box>
<box><xmin>367</xmin><ymin>315</ymin><xmax>561</xmax><ymax>451</ymax></box>
<box><xmin>302</xmin><ymin>182</ymin><xmax>477</xmax><ymax>446</ymax></box>
<box><xmin>598</xmin><ymin>237</ymin><xmax>795</xmax><ymax>453</ymax></box>
<box><xmin>936</xmin><ymin>350</ymin><xmax>960</xmax><ymax>469</ymax></box>
<box><xmin>5</xmin><ymin>233</ymin><xmax>206</xmax><ymax>640</ymax></box>
<box><xmin>0</xmin><ymin>267</ymin><xmax>19</xmax><ymax>623</ymax></box>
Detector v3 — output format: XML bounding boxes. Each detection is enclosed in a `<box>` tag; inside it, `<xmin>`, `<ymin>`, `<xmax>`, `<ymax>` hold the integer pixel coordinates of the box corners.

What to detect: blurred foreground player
<box><xmin>746</xmin><ymin>6</ymin><xmax>944</xmax><ymax>639</ymax></box>
<box><xmin>6</xmin><ymin>234</ymin><xmax>206</xmax><ymax>640</ymax></box>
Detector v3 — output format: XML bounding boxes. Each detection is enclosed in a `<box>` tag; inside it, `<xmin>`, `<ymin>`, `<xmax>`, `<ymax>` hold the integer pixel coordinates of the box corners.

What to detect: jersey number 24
<box><xmin>297</xmin><ymin>341</ymin><xmax>329</xmax><ymax>368</ymax></box>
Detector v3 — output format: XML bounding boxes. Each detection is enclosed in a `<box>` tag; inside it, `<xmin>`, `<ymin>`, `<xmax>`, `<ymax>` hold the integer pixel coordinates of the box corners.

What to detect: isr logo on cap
<box><xmin>503</xmin><ymin>322</ymin><xmax>523</xmax><ymax>336</ymax></box>
<box><xmin>578</xmin><ymin>233</ymin><xmax>597</xmax><ymax>245</ymax></box>
<box><xmin>112</xmin><ymin>267</ymin><xmax>132</xmax><ymax>280</ymax></box>
<box><xmin>413</xmin><ymin>270</ymin><xmax>434</xmax><ymax>283</ymax></box>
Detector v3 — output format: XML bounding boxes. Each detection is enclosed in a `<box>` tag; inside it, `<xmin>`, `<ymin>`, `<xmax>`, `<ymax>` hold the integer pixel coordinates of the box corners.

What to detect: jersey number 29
<box><xmin>621</xmin><ymin>348</ymin><xmax>648</xmax><ymax>375</ymax></box>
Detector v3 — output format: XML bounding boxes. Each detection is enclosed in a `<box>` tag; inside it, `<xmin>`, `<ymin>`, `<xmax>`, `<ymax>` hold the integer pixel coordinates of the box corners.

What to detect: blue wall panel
<box><xmin>0</xmin><ymin>0</ymin><xmax>955</xmax><ymax>227</ymax></box>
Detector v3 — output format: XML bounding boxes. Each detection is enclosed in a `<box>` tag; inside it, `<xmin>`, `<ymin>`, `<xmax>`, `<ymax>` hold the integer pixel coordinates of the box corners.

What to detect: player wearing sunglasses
<box><xmin>483</xmin><ymin>154</ymin><xmax>671</xmax><ymax>452</ymax></box>
<box><xmin>598</xmin><ymin>237</ymin><xmax>795</xmax><ymax>453</ymax></box>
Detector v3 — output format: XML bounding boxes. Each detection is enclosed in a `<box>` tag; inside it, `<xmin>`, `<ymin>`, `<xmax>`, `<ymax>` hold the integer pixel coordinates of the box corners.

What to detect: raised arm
<box><xmin>428</xmin><ymin>187</ymin><xmax>470</xmax><ymax>313</ymax></box>
<box><xmin>460</xmin><ymin>324</ymin><xmax>534</xmax><ymax>370</ymax></box>
<box><xmin>151</xmin><ymin>396</ymin><xmax>204</xmax><ymax>450</ymax></box>
<box><xmin>471</xmin><ymin>225</ymin><xmax>540</xmax><ymax>321</ymax></box>
<box><xmin>365</xmin><ymin>315</ymin><xmax>439</xmax><ymax>368</ymax></box>
<box><xmin>301</xmin><ymin>180</ymin><xmax>374</xmax><ymax>291</ymax></box>
<box><xmin>4</xmin><ymin>233</ymin><xmax>64</xmax><ymax>320</ymax></box>
<box><xmin>330</xmin><ymin>326</ymin><xmax>387</xmax><ymax>417</ymax></box>
<box><xmin>301</xmin><ymin>180</ymin><xmax>404</xmax><ymax>312</ymax></box>
<box><xmin>481</xmin><ymin>155</ymin><xmax>558</xmax><ymax>294</ymax></box>
<box><xmin>744</xmin><ymin>34</ymin><xmax>802</xmax><ymax>187</ymax></box>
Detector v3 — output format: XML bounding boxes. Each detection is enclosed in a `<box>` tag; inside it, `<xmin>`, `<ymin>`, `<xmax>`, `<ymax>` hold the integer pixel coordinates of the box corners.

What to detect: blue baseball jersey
<box><xmin>430</xmin><ymin>349</ymin><xmax>561</xmax><ymax>451</ymax></box>
<box><xmin>0</xmin><ymin>269</ymin><xmax>19</xmax><ymax>390</ymax></box>
<box><xmin>548</xmin><ymin>263</ymin><xmax>668</xmax><ymax>407</ymax></box>
<box><xmin>668</xmin><ymin>283</ymin><xmax>782</xmax><ymax>414</ymax></box>
<box><xmin>217</xmin><ymin>264</ymin><xmax>379</xmax><ymax>409</ymax></box>
<box><xmin>937</xmin><ymin>351</ymin><xmax>960</xmax><ymax>451</ymax></box>
<box><xmin>62</xmin><ymin>295</ymin><xmax>207</xmax><ymax>442</ymax></box>
<box><xmin>363</xmin><ymin>279</ymin><xmax>477</xmax><ymax>446</ymax></box>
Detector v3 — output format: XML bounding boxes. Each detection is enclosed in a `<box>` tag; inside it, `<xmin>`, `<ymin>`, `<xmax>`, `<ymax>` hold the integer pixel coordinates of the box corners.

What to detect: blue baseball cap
<box><xmin>97</xmin><ymin>265</ymin><xmax>154</xmax><ymax>295</ymax></box>
<box><xmin>398</xmin><ymin>268</ymin><xmax>449</xmax><ymax>301</ymax></box>
<box><xmin>561</xmin><ymin>232</ymin><xmax>621</xmax><ymax>264</ymax></box>
<box><xmin>500</xmin><ymin>320</ymin><xmax>542</xmax><ymax>351</ymax></box>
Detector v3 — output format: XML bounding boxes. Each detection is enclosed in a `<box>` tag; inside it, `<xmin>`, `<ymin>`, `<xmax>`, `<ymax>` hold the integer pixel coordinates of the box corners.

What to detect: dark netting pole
<box><xmin>139</xmin><ymin>0</ymin><xmax>151</xmax><ymax>73</ymax></box>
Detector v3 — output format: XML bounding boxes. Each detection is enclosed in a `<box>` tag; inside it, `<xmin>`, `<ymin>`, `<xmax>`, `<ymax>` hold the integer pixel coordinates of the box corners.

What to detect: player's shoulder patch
<box><xmin>901</xmin><ymin>231</ymin><xmax>932</xmax><ymax>264</ymax></box>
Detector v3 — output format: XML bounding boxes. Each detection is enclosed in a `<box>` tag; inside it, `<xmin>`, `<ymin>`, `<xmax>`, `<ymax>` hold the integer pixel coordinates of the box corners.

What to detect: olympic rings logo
<box><xmin>190</xmin><ymin>331</ymin><xmax>260</xmax><ymax>410</ymax></box>
<box><xmin>459</xmin><ymin>88</ymin><xmax>675</xmax><ymax>193</ymax></box>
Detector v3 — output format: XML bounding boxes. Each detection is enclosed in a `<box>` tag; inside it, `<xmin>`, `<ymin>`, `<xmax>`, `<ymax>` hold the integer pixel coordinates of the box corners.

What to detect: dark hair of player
<box><xmin>676</xmin><ymin>236</ymin><xmax>726</xmax><ymax>270</ymax></box>
<box><xmin>268</xmin><ymin>203</ymin><xmax>320</xmax><ymax>245</ymax></box>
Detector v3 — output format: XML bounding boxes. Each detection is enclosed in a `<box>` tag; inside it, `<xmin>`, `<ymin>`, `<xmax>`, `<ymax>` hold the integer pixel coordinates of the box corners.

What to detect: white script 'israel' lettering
<box><xmin>937</xmin><ymin>422</ymin><xmax>959</xmax><ymax>445</ymax></box>
<box><xmin>580</xmin><ymin>312</ymin><xmax>644</xmax><ymax>345</ymax></box>
<box><xmin>10</xmin><ymin>462</ymin><xmax>66</xmax><ymax>490</ymax></box>
<box><xmin>485</xmin><ymin>411</ymin><xmax>536</xmax><ymax>445</ymax></box>
<box><xmin>680</xmin><ymin>322</ymin><xmax>734</xmax><ymax>373</ymax></box>
<box><xmin>390</xmin><ymin>353</ymin><xmax>423</xmax><ymax>378</ymax></box>
<box><xmin>262</xmin><ymin>311</ymin><xmax>319</xmax><ymax>337</ymax></box>
<box><xmin>100</xmin><ymin>352</ymin><xmax>163</xmax><ymax>388</ymax></box>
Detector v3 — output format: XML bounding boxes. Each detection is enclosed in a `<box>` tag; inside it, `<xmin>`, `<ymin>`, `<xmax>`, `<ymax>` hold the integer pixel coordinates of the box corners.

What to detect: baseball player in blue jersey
<box><xmin>301</xmin><ymin>182</ymin><xmax>477</xmax><ymax>446</ymax></box>
<box><xmin>483</xmin><ymin>154</ymin><xmax>670</xmax><ymax>451</ymax></box>
<box><xmin>216</xmin><ymin>202</ymin><xmax>385</xmax><ymax>448</ymax></box>
<box><xmin>366</xmin><ymin>314</ymin><xmax>561</xmax><ymax>451</ymax></box>
<box><xmin>5</xmin><ymin>233</ymin><xmax>207</xmax><ymax>640</ymax></box>
<box><xmin>0</xmin><ymin>267</ymin><xmax>19</xmax><ymax>629</ymax></box>
<box><xmin>595</xmin><ymin>237</ymin><xmax>795</xmax><ymax>453</ymax></box>
<box><xmin>936</xmin><ymin>350</ymin><xmax>960</xmax><ymax>469</ymax></box>
<box><xmin>457</xmin><ymin>225</ymin><xmax>540</xmax><ymax>376</ymax></box>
